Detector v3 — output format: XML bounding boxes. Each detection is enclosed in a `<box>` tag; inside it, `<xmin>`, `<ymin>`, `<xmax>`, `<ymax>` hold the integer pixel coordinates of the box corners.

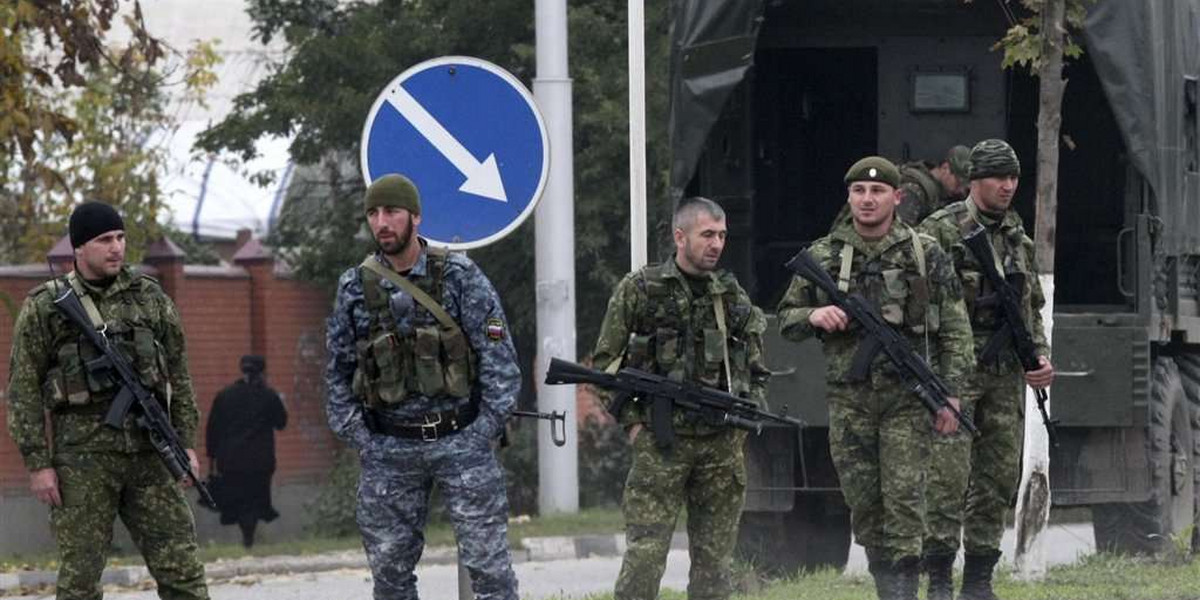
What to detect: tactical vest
<box><xmin>950</xmin><ymin>203</ymin><xmax>1033</xmax><ymax>332</ymax></box>
<box><xmin>622</xmin><ymin>264</ymin><xmax>754</xmax><ymax>397</ymax></box>
<box><xmin>832</xmin><ymin>227</ymin><xmax>941</xmax><ymax>338</ymax></box>
<box><xmin>353</xmin><ymin>251</ymin><xmax>476</xmax><ymax>408</ymax></box>
<box><xmin>39</xmin><ymin>273</ymin><xmax>172</xmax><ymax>411</ymax></box>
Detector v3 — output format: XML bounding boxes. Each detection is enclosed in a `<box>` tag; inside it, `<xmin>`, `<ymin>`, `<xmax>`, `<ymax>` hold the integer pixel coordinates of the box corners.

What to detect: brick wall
<box><xmin>0</xmin><ymin>244</ymin><xmax>337</xmax><ymax>494</ymax></box>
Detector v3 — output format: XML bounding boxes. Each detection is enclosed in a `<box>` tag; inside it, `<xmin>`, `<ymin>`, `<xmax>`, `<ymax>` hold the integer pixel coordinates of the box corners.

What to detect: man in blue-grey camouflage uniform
<box><xmin>324</xmin><ymin>174</ymin><xmax>519</xmax><ymax>600</ymax></box>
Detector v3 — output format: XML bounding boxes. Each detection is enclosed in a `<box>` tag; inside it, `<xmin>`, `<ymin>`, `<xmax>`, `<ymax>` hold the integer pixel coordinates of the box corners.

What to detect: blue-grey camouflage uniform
<box><xmin>325</xmin><ymin>242</ymin><xmax>519</xmax><ymax>600</ymax></box>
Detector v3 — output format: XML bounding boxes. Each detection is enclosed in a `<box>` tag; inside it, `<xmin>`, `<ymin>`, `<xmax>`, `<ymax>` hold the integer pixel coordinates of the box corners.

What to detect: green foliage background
<box><xmin>197</xmin><ymin>0</ymin><xmax>675</xmax><ymax>363</ymax></box>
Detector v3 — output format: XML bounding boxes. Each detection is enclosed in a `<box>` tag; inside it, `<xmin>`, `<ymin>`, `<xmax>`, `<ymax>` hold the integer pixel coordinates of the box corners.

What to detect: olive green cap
<box><xmin>364</xmin><ymin>174</ymin><xmax>421</xmax><ymax>215</ymax></box>
<box><xmin>844</xmin><ymin>156</ymin><xmax>900</xmax><ymax>189</ymax></box>
<box><xmin>946</xmin><ymin>145</ymin><xmax>972</xmax><ymax>180</ymax></box>
<box><xmin>968</xmin><ymin>139</ymin><xmax>1021</xmax><ymax>180</ymax></box>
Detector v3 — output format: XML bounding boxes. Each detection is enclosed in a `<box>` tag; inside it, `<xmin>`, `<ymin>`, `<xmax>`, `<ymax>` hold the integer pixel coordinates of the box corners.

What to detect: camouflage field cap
<box><xmin>946</xmin><ymin>145</ymin><xmax>972</xmax><ymax>180</ymax></box>
<box><xmin>364</xmin><ymin>174</ymin><xmax>421</xmax><ymax>215</ymax></box>
<box><xmin>968</xmin><ymin>139</ymin><xmax>1021</xmax><ymax>180</ymax></box>
<box><xmin>844</xmin><ymin>156</ymin><xmax>901</xmax><ymax>189</ymax></box>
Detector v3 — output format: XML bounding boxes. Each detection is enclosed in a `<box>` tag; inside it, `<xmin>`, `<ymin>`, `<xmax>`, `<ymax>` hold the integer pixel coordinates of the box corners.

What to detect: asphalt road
<box><xmin>9</xmin><ymin>524</ymin><xmax>1094</xmax><ymax>599</ymax></box>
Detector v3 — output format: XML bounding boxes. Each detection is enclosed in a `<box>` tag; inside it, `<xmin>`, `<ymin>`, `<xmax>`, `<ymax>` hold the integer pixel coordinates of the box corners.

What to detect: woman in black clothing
<box><xmin>206</xmin><ymin>355</ymin><xmax>288</xmax><ymax>548</ymax></box>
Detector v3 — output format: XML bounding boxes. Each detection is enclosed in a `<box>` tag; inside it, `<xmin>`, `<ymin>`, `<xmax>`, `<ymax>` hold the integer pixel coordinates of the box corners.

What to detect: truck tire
<box><xmin>1173</xmin><ymin>352</ymin><xmax>1200</xmax><ymax>552</ymax></box>
<box><xmin>736</xmin><ymin>493</ymin><xmax>852</xmax><ymax>575</ymax></box>
<box><xmin>1093</xmin><ymin>357</ymin><xmax>1197</xmax><ymax>554</ymax></box>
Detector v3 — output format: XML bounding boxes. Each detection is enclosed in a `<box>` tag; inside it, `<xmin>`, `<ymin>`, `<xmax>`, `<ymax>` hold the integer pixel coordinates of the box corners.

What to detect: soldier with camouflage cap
<box><xmin>919</xmin><ymin>139</ymin><xmax>1054</xmax><ymax>600</ymax></box>
<box><xmin>896</xmin><ymin>145</ymin><xmax>972</xmax><ymax>225</ymax></box>
<box><xmin>324</xmin><ymin>174</ymin><xmax>520</xmax><ymax>600</ymax></box>
<box><xmin>6</xmin><ymin>201</ymin><xmax>209</xmax><ymax>600</ymax></box>
<box><xmin>593</xmin><ymin>197</ymin><xmax>771</xmax><ymax>600</ymax></box>
<box><xmin>778</xmin><ymin>157</ymin><xmax>974</xmax><ymax>600</ymax></box>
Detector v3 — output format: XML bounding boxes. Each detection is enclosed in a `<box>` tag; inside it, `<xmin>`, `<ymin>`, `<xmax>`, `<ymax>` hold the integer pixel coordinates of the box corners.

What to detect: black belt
<box><xmin>367</xmin><ymin>405</ymin><xmax>478</xmax><ymax>441</ymax></box>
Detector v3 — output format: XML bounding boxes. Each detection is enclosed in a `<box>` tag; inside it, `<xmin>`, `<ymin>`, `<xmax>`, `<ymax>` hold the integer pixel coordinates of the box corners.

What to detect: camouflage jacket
<box><xmin>896</xmin><ymin>161</ymin><xmax>952</xmax><ymax>226</ymax></box>
<box><xmin>6</xmin><ymin>267</ymin><xmax>199</xmax><ymax>472</ymax></box>
<box><xmin>919</xmin><ymin>198</ymin><xmax>1050</xmax><ymax>374</ymax></box>
<box><xmin>324</xmin><ymin>241</ymin><xmax>518</xmax><ymax>449</ymax></box>
<box><xmin>777</xmin><ymin>219</ymin><xmax>974</xmax><ymax>394</ymax></box>
<box><xmin>592</xmin><ymin>259</ymin><xmax>771</xmax><ymax>433</ymax></box>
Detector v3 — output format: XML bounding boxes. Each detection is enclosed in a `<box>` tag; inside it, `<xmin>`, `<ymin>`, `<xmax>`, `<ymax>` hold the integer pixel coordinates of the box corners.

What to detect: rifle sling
<box><xmin>360</xmin><ymin>255</ymin><xmax>461</xmax><ymax>333</ymax></box>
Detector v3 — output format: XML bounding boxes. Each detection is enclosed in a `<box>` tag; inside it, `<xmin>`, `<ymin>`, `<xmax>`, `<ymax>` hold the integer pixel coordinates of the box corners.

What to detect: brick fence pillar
<box><xmin>143</xmin><ymin>237</ymin><xmax>186</xmax><ymax>299</ymax></box>
<box><xmin>233</xmin><ymin>238</ymin><xmax>274</xmax><ymax>357</ymax></box>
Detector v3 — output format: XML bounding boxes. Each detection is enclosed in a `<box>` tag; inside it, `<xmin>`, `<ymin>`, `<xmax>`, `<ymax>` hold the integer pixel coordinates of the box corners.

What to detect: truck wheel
<box><xmin>1173</xmin><ymin>352</ymin><xmax>1200</xmax><ymax>552</ymax></box>
<box><xmin>1093</xmin><ymin>357</ymin><xmax>1197</xmax><ymax>554</ymax></box>
<box><xmin>737</xmin><ymin>493</ymin><xmax>852</xmax><ymax>575</ymax></box>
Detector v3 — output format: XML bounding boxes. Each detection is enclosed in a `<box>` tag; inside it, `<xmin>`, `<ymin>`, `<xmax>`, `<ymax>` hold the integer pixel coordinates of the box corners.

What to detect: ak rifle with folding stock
<box><xmin>961</xmin><ymin>225</ymin><xmax>1059</xmax><ymax>447</ymax></box>
<box><xmin>52</xmin><ymin>285</ymin><xmax>217</xmax><ymax>509</ymax></box>
<box><xmin>783</xmin><ymin>249</ymin><xmax>978</xmax><ymax>436</ymax></box>
<box><xmin>543</xmin><ymin>357</ymin><xmax>803</xmax><ymax>452</ymax></box>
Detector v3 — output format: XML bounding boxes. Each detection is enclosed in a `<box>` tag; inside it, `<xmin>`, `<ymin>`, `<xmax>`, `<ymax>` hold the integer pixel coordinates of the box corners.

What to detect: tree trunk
<box><xmin>1014</xmin><ymin>0</ymin><xmax>1066</xmax><ymax>580</ymax></box>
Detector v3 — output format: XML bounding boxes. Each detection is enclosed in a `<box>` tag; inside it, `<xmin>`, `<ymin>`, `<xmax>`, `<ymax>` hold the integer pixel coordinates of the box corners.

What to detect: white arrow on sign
<box><xmin>384</xmin><ymin>85</ymin><xmax>508</xmax><ymax>202</ymax></box>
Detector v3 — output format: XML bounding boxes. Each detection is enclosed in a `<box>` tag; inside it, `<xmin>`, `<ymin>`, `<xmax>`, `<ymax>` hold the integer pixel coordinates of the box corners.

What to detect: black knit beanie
<box><xmin>69</xmin><ymin>202</ymin><xmax>125</xmax><ymax>248</ymax></box>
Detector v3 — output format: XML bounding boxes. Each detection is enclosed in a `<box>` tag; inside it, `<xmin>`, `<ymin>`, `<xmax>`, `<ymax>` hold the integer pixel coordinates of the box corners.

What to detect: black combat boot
<box><xmin>959</xmin><ymin>550</ymin><xmax>1002</xmax><ymax>600</ymax></box>
<box><xmin>923</xmin><ymin>552</ymin><xmax>956</xmax><ymax>600</ymax></box>
<box><xmin>866</xmin><ymin>547</ymin><xmax>895</xmax><ymax>600</ymax></box>
<box><xmin>892</xmin><ymin>556</ymin><xmax>920</xmax><ymax>600</ymax></box>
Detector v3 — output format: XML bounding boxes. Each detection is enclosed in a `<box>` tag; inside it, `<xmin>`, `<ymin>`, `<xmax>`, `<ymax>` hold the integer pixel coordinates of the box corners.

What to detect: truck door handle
<box><xmin>1116</xmin><ymin>227</ymin><xmax>1134</xmax><ymax>298</ymax></box>
<box><xmin>769</xmin><ymin>367</ymin><xmax>797</xmax><ymax>377</ymax></box>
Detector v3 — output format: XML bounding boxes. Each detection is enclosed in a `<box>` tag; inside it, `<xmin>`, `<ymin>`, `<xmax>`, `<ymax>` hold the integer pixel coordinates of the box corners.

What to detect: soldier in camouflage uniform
<box><xmin>918</xmin><ymin>140</ymin><xmax>1054</xmax><ymax>600</ymax></box>
<box><xmin>778</xmin><ymin>157</ymin><xmax>974</xmax><ymax>600</ymax></box>
<box><xmin>6</xmin><ymin>202</ymin><xmax>209</xmax><ymax>600</ymax></box>
<box><xmin>896</xmin><ymin>145</ymin><xmax>972</xmax><ymax>226</ymax></box>
<box><xmin>324</xmin><ymin>174</ymin><xmax>518</xmax><ymax>600</ymax></box>
<box><xmin>593</xmin><ymin>197</ymin><xmax>770</xmax><ymax>600</ymax></box>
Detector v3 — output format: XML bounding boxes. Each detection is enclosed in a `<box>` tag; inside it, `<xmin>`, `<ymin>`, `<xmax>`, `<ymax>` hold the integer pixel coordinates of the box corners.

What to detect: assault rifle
<box><xmin>961</xmin><ymin>225</ymin><xmax>1060</xmax><ymax>447</ymax></box>
<box><xmin>784</xmin><ymin>250</ymin><xmax>978</xmax><ymax>436</ymax></box>
<box><xmin>544</xmin><ymin>358</ymin><xmax>803</xmax><ymax>452</ymax></box>
<box><xmin>52</xmin><ymin>285</ymin><xmax>217</xmax><ymax>509</ymax></box>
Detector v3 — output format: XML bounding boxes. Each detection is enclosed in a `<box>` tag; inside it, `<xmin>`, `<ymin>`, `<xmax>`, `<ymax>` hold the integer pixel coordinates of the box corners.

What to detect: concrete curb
<box><xmin>0</xmin><ymin>533</ymin><xmax>688</xmax><ymax>593</ymax></box>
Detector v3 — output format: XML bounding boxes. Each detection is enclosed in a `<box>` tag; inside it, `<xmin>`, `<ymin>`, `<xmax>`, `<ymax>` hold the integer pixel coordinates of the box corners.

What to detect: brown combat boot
<box><xmin>959</xmin><ymin>550</ymin><xmax>1002</xmax><ymax>600</ymax></box>
<box><xmin>923</xmin><ymin>552</ymin><xmax>956</xmax><ymax>600</ymax></box>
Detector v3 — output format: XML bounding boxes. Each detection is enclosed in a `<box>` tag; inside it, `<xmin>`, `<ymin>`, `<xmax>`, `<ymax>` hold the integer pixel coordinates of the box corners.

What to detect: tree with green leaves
<box><xmin>991</xmin><ymin>0</ymin><xmax>1095</xmax><ymax>578</ymax></box>
<box><xmin>1</xmin><ymin>1</ymin><xmax>221</xmax><ymax>264</ymax></box>
<box><xmin>198</xmin><ymin>0</ymin><xmax>673</xmax><ymax>362</ymax></box>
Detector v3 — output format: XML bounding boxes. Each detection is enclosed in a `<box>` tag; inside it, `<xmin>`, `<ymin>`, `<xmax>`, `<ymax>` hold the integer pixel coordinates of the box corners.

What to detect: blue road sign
<box><xmin>361</xmin><ymin>56</ymin><xmax>550</xmax><ymax>250</ymax></box>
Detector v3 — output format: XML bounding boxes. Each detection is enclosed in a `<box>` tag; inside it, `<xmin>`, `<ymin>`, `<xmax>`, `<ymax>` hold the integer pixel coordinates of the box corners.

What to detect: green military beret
<box><xmin>364</xmin><ymin>174</ymin><xmax>421</xmax><ymax>215</ymax></box>
<box><xmin>946</xmin><ymin>145</ymin><xmax>971</xmax><ymax>180</ymax></box>
<box><xmin>968</xmin><ymin>139</ymin><xmax>1020</xmax><ymax>180</ymax></box>
<box><xmin>844</xmin><ymin>156</ymin><xmax>900</xmax><ymax>189</ymax></box>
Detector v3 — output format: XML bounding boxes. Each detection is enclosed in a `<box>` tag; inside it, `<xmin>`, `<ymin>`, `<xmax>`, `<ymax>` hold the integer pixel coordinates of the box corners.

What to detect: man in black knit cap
<box><xmin>7</xmin><ymin>201</ymin><xmax>210</xmax><ymax>600</ymax></box>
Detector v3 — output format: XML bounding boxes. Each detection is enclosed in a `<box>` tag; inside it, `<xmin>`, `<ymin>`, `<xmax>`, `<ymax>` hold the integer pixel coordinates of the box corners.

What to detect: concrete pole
<box><xmin>628</xmin><ymin>0</ymin><xmax>648</xmax><ymax>270</ymax></box>
<box><xmin>533</xmin><ymin>0</ymin><xmax>579</xmax><ymax>514</ymax></box>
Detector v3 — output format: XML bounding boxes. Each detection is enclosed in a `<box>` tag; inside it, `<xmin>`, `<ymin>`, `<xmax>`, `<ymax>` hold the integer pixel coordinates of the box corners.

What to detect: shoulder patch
<box><xmin>485</xmin><ymin>317</ymin><xmax>506</xmax><ymax>341</ymax></box>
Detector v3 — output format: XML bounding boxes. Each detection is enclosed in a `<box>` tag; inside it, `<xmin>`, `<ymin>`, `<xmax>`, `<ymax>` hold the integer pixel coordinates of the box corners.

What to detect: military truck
<box><xmin>667</xmin><ymin>0</ymin><xmax>1200</xmax><ymax>572</ymax></box>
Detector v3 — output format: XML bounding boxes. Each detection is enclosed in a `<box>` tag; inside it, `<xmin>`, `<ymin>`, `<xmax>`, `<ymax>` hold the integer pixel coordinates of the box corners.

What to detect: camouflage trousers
<box><xmin>828</xmin><ymin>382</ymin><xmax>932</xmax><ymax>563</ymax></box>
<box><xmin>924</xmin><ymin>370</ymin><xmax>1023</xmax><ymax>555</ymax></box>
<box><xmin>50</xmin><ymin>450</ymin><xmax>208</xmax><ymax>600</ymax></box>
<box><xmin>963</xmin><ymin>370</ymin><xmax>1024</xmax><ymax>554</ymax></box>
<box><xmin>614</xmin><ymin>428</ymin><xmax>747</xmax><ymax>600</ymax></box>
<box><xmin>356</xmin><ymin>427</ymin><xmax>516</xmax><ymax>600</ymax></box>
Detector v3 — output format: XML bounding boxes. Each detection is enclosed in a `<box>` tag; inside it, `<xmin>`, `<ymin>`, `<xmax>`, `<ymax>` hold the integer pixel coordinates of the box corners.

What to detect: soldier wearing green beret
<box><xmin>918</xmin><ymin>139</ymin><xmax>1054</xmax><ymax>600</ymax></box>
<box><xmin>778</xmin><ymin>156</ymin><xmax>974</xmax><ymax>600</ymax></box>
<box><xmin>6</xmin><ymin>202</ymin><xmax>210</xmax><ymax>600</ymax></box>
<box><xmin>896</xmin><ymin>145</ymin><xmax>973</xmax><ymax>225</ymax></box>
